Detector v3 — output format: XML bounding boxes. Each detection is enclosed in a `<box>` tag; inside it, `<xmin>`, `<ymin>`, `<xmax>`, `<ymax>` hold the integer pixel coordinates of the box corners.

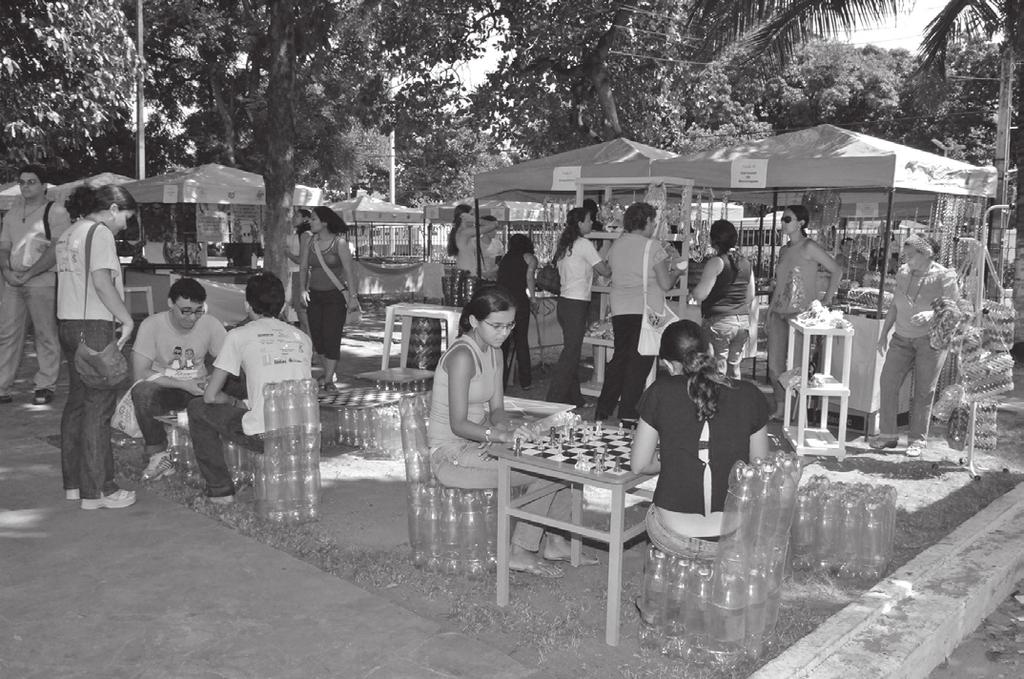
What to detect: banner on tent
<box><xmin>730</xmin><ymin>159</ymin><xmax>768</xmax><ymax>188</ymax></box>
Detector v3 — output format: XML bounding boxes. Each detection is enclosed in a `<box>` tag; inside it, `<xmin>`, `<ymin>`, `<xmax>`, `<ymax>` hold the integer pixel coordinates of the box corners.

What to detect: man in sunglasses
<box><xmin>130</xmin><ymin>277</ymin><xmax>227</xmax><ymax>480</ymax></box>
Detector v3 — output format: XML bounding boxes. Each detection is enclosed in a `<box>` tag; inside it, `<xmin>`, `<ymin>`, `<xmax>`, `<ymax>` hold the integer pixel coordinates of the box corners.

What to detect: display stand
<box><xmin>782</xmin><ymin>318</ymin><xmax>853</xmax><ymax>460</ymax></box>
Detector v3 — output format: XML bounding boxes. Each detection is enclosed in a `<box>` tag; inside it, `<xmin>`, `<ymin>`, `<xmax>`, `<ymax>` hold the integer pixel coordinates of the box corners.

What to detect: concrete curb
<box><xmin>752</xmin><ymin>481</ymin><xmax>1024</xmax><ymax>679</ymax></box>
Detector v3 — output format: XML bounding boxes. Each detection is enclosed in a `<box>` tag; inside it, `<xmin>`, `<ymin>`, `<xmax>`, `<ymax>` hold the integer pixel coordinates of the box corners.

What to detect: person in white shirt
<box><xmin>0</xmin><ymin>164</ymin><xmax>72</xmax><ymax>405</ymax></box>
<box><xmin>545</xmin><ymin>207</ymin><xmax>610</xmax><ymax>405</ymax></box>
<box><xmin>132</xmin><ymin>277</ymin><xmax>228</xmax><ymax>480</ymax></box>
<box><xmin>186</xmin><ymin>272</ymin><xmax>313</xmax><ymax>504</ymax></box>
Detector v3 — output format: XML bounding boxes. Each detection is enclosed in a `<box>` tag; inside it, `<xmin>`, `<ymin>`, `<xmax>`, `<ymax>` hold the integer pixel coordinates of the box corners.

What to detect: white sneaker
<box><xmin>81</xmin><ymin>489</ymin><xmax>137</xmax><ymax>510</ymax></box>
<box><xmin>65</xmin><ymin>489</ymin><xmax>80</xmax><ymax>501</ymax></box>
<box><xmin>906</xmin><ymin>441</ymin><xmax>926</xmax><ymax>458</ymax></box>
<box><xmin>141</xmin><ymin>451</ymin><xmax>175</xmax><ymax>480</ymax></box>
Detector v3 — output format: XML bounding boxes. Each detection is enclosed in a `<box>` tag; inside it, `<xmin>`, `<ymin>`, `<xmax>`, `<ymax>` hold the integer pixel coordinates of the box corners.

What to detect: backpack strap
<box><xmin>43</xmin><ymin>201</ymin><xmax>54</xmax><ymax>241</ymax></box>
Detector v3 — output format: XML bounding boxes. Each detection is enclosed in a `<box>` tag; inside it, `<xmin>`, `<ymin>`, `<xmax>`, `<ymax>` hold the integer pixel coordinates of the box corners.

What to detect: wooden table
<box><xmin>491</xmin><ymin>445</ymin><xmax>653</xmax><ymax>646</ymax></box>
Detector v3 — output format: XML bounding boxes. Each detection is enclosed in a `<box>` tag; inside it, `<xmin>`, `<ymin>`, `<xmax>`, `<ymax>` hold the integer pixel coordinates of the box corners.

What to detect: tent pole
<box><xmin>876</xmin><ymin>188</ymin><xmax>896</xmax><ymax>317</ymax></box>
<box><xmin>474</xmin><ymin>199</ymin><xmax>482</xmax><ymax>279</ymax></box>
<box><xmin>756</xmin><ymin>205</ymin><xmax>765</xmax><ymax>279</ymax></box>
<box><xmin>769</xmin><ymin>191</ymin><xmax>779</xmax><ymax>280</ymax></box>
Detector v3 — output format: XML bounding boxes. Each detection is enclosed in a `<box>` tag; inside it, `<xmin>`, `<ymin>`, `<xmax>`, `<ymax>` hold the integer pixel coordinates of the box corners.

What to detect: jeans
<box><xmin>431</xmin><ymin>441</ymin><xmax>572</xmax><ymax>552</ymax></box>
<box><xmin>596</xmin><ymin>314</ymin><xmax>654</xmax><ymax>421</ymax></box>
<box><xmin>879</xmin><ymin>333</ymin><xmax>946</xmax><ymax>443</ymax></box>
<box><xmin>0</xmin><ymin>283</ymin><xmax>61</xmax><ymax>394</ymax></box>
<box><xmin>704</xmin><ymin>313</ymin><xmax>749</xmax><ymax>379</ymax></box>
<box><xmin>186</xmin><ymin>398</ymin><xmax>262</xmax><ymax>497</ymax></box>
<box><xmin>58</xmin><ymin>320</ymin><xmax>120</xmax><ymax>499</ymax></box>
<box><xmin>131</xmin><ymin>381</ymin><xmax>196</xmax><ymax>447</ymax></box>
<box><xmin>501</xmin><ymin>300</ymin><xmax>532</xmax><ymax>388</ymax></box>
<box><xmin>546</xmin><ymin>298</ymin><xmax>590</xmax><ymax>405</ymax></box>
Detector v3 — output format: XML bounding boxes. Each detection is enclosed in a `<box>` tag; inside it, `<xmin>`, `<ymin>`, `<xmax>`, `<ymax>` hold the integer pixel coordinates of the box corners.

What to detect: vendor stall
<box><xmin>639</xmin><ymin>124</ymin><xmax>998</xmax><ymax>434</ymax></box>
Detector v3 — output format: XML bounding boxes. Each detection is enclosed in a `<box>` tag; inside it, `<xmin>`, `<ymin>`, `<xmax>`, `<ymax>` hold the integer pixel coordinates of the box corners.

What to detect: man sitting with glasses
<box><xmin>131</xmin><ymin>277</ymin><xmax>227</xmax><ymax>480</ymax></box>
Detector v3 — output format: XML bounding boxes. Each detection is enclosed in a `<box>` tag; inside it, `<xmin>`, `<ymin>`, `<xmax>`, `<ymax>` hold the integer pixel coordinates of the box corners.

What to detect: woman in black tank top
<box><xmin>496</xmin><ymin>234</ymin><xmax>537</xmax><ymax>389</ymax></box>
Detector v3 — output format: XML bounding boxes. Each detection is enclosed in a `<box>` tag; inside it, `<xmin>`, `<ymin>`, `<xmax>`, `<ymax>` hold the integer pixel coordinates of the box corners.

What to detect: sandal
<box><xmin>542</xmin><ymin>549</ymin><xmax>600</xmax><ymax>567</ymax></box>
<box><xmin>509</xmin><ymin>560</ymin><xmax>564</xmax><ymax>579</ymax></box>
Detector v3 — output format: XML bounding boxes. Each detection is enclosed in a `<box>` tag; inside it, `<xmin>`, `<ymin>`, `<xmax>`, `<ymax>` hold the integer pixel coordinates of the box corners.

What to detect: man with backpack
<box><xmin>0</xmin><ymin>164</ymin><xmax>72</xmax><ymax>405</ymax></box>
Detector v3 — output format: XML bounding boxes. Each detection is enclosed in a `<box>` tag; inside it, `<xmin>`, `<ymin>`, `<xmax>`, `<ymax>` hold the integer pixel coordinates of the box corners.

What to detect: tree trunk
<box><xmin>262</xmin><ymin>0</ymin><xmax>296</xmax><ymax>288</ymax></box>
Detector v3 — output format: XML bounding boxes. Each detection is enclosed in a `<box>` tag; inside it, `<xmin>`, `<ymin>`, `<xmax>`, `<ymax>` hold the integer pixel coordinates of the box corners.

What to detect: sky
<box><xmin>456</xmin><ymin>0</ymin><xmax>953</xmax><ymax>89</ymax></box>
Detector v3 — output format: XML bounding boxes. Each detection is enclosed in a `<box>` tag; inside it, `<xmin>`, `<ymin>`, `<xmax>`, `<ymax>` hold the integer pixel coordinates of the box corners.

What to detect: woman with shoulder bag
<box><xmin>56</xmin><ymin>184</ymin><xmax>138</xmax><ymax>510</ymax></box>
<box><xmin>299</xmin><ymin>206</ymin><xmax>361</xmax><ymax>391</ymax></box>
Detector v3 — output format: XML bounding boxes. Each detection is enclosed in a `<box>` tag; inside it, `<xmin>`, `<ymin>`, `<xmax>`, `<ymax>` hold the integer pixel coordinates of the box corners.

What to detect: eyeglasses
<box><xmin>174</xmin><ymin>306</ymin><xmax>205</xmax><ymax>317</ymax></box>
<box><xmin>781</xmin><ymin>216</ymin><xmax>793</xmax><ymax>224</ymax></box>
<box><xmin>18</xmin><ymin>178</ymin><xmax>40</xmax><ymax>186</ymax></box>
<box><xmin>483</xmin><ymin>319</ymin><xmax>516</xmax><ymax>331</ymax></box>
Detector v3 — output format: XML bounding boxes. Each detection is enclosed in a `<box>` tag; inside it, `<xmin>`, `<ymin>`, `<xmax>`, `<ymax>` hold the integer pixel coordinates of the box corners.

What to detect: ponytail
<box><xmin>684</xmin><ymin>352</ymin><xmax>725</xmax><ymax>421</ymax></box>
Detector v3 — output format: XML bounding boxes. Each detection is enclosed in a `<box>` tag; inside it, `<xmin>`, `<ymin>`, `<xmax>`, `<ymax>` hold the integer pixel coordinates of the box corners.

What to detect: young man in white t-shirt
<box><xmin>186</xmin><ymin>272</ymin><xmax>312</xmax><ymax>503</ymax></box>
<box><xmin>132</xmin><ymin>278</ymin><xmax>228</xmax><ymax>479</ymax></box>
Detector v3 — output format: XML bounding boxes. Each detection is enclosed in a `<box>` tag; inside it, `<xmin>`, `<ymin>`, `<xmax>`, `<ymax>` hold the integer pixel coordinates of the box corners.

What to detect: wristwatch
<box><xmin>484</xmin><ymin>428</ymin><xmax>492</xmax><ymax>443</ymax></box>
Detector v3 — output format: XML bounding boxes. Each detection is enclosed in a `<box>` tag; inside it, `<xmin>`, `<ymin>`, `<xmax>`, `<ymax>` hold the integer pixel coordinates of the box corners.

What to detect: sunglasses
<box><xmin>781</xmin><ymin>216</ymin><xmax>793</xmax><ymax>224</ymax></box>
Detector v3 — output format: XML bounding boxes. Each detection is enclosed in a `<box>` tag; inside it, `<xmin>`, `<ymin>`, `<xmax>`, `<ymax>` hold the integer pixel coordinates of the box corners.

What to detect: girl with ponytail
<box><xmin>630</xmin><ymin>320</ymin><xmax>770</xmax><ymax>558</ymax></box>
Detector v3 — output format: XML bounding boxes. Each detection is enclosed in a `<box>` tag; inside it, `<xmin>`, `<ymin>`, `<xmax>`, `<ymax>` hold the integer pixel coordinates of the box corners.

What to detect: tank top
<box><xmin>497</xmin><ymin>253</ymin><xmax>529</xmax><ymax>303</ymax></box>
<box><xmin>428</xmin><ymin>335</ymin><xmax>501</xmax><ymax>449</ymax></box>
<box><xmin>702</xmin><ymin>252</ymin><xmax>751</xmax><ymax>317</ymax></box>
<box><xmin>308</xmin><ymin>236</ymin><xmax>346</xmax><ymax>292</ymax></box>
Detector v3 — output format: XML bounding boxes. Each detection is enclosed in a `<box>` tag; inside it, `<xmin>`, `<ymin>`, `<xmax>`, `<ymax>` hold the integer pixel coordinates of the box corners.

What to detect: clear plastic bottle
<box><xmin>422</xmin><ymin>486</ymin><xmax>443</xmax><ymax>572</ymax></box>
<box><xmin>743</xmin><ymin>563</ymin><xmax>768</xmax><ymax>659</ymax></box>
<box><xmin>791</xmin><ymin>488</ymin><xmax>818</xmax><ymax>570</ymax></box>
<box><xmin>480</xmin><ymin>489</ymin><xmax>498</xmax><ymax>567</ymax></box>
<box><xmin>460</xmin><ymin>491</ymin><xmax>487</xmax><ymax>579</ymax></box>
<box><xmin>638</xmin><ymin>547</ymin><xmax>668</xmax><ymax>650</ymax></box>
<box><xmin>262</xmin><ymin>383</ymin><xmax>282</xmax><ymax>432</ymax></box>
<box><xmin>837</xmin><ymin>493</ymin><xmax>864</xmax><ymax>579</ymax></box>
<box><xmin>407</xmin><ymin>483</ymin><xmax>428</xmax><ymax>567</ymax></box>
<box><xmin>256</xmin><ymin>433</ymin><xmax>285</xmax><ymax>522</ymax></box>
<box><xmin>662</xmin><ymin>557</ymin><xmax>690</xmax><ymax>658</ymax></box>
<box><xmin>281</xmin><ymin>380</ymin><xmax>300</xmax><ymax>430</ymax></box>
<box><xmin>860</xmin><ymin>491</ymin><xmax>891</xmax><ymax>580</ymax></box>
<box><xmin>441</xmin><ymin>488</ymin><xmax>462</xmax><ymax>575</ymax></box>
<box><xmin>763</xmin><ymin>543</ymin><xmax>787</xmax><ymax>632</ymax></box>
<box><xmin>708</xmin><ymin>558</ymin><xmax>747</xmax><ymax>653</ymax></box>
<box><xmin>814</xmin><ymin>491</ymin><xmax>843</xmax><ymax>572</ymax></box>
<box><xmin>684</xmin><ymin>563</ymin><xmax>713</xmax><ymax>658</ymax></box>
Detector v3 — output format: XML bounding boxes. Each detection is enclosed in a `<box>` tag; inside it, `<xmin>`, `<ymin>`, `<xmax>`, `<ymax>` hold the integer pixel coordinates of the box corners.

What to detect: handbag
<box><xmin>111</xmin><ymin>379</ymin><xmax>144</xmax><ymax>438</ymax></box>
<box><xmin>535</xmin><ymin>261</ymin><xmax>561</xmax><ymax>295</ymax></box>
<box><xmin>311</xmin><ymin>235</ymin><xmax>361</xmax><ymax>319</ymax></box>
<box><xmin>638</xmin><ymin>239</ymin><xmax>679</xmax><ymax>356</ymax></box>
<box><xmin>73</xmin><ymin>223</ymin><xmax>130</xmax><ymax>390</ymax></box>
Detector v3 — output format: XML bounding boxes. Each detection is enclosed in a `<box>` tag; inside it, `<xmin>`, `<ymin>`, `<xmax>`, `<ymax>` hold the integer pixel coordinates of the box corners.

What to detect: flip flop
<box><xmin>542</xmin><ymin>551</ymin><xmax>600</xmax><ymax>567</ymax></box>
<box><xmin>509</xmin><ymin>561</ymin><xmax>565</xmax><ymax>578</ymax></box>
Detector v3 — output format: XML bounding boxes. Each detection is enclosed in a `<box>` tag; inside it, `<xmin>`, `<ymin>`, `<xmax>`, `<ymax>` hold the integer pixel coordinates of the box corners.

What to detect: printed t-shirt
<box><xmin>557</xmin><ymin>236</ymin><xmax>602</xmax><ymax>301</ymax></box>
<box><xmin>607</xmin><ymin>232</ymin><xmax>668</xmax><ymax>315</ymax></box>
<box><xmin>133</xmin><ymin>311</ymin><xmax>228</xmax><ymax>380</ymax></box>
<box><xmin>214</xmin><ymin>317</ymin><xmax>313</xmax><ymax>435</ymax></box>
<box><xmin>1</xmin><ymin>200</ymin><xmax>71</xmax><ymax>286</ymax></box>
<box><xmin>55</xmin><ymin>220</ymin><xmax>124</xmax><ymax>321</ymax></box>
<box><xmin>638</xmin><ymin>376</ymin><xmax>769</xmax><ymax>515</ymax></box>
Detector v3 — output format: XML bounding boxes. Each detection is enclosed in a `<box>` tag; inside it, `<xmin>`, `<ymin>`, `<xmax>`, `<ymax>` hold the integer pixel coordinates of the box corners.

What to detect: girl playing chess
<box><xmin>428</xmin><ymin>286</ymin><xmax>594</xmax><ymax>578</ymax></box>
<box><xmin>630</xmin><ymin>320</ymin><xmax>770</xmax><ymax>559</ymax></box>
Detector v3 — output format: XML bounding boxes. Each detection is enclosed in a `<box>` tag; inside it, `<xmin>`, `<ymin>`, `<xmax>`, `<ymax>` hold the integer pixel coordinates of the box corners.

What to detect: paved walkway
<box><xmin>0</xmin><ymin>386</ymin><xmax>532</xmax><ymax>679</ymax></box>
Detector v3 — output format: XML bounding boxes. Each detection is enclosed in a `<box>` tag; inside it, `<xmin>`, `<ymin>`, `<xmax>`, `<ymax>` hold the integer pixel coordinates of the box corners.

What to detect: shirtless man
<box><xmin>766</xmin><ymin>205</ymin><xmax>842</xmax><ymax>419</ymax></box>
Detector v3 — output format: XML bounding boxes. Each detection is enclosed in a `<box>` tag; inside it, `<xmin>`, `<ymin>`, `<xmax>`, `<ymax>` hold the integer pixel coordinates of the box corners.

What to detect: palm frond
<box><xmin>918</xmin><ymin>0</ymin><xmax>1003</xmax><ymax>76</ymax></box>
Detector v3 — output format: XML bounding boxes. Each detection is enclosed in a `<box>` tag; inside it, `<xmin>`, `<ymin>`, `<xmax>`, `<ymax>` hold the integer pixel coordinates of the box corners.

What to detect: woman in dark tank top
<box><xmin>689</xmin><ymin>220</ymin><xmax>754</xmax><ymax>379</ymax></box>
<box><xmin>496</xmin><ymin>233</ymin><xmax>537</xmax><ymax>389</ymax></box>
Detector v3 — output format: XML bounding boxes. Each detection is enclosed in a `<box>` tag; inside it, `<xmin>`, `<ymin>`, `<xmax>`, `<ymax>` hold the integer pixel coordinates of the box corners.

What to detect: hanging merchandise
<box><xmin>946</xmin><ymin>405</ymin><xmax>971</xmax><ymax>451</ymax></box>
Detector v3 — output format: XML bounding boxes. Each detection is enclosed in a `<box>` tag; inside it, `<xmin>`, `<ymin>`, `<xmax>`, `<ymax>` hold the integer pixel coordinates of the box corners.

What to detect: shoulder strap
<box><xmin>43</xmin><ymin>201</ymin><xmax>53</xmax><ymax>240</ymax></box>
<box><xmin>641</xmin><ymin>239</ymin><xmax>653</xmax><ymax>303</ymax></box>
<box><xmin>311</xmin><ymin>236</ymin><xmax>348</xmax><ymax>294</ymax></box>
<box><xmin>81</xmin><ymin>222</ymin><xmax>100</xmax><ymax>318</ymax></box>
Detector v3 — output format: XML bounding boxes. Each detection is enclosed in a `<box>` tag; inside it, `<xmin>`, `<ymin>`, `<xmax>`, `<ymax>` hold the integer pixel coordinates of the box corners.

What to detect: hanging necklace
<box><xmin>904</xmin><ymin>268</ymin><xmax>928</xmax><ymax>305</ymax></box>
<box><xmin>20</xmin><ymin>201</ymin><xmax>45</xmax><ymax>224</ymax></box>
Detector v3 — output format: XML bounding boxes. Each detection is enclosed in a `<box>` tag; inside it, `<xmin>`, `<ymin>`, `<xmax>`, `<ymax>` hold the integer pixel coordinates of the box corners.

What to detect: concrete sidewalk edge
<box><xmin>752</xmin><ymin>481</ymin><xmax>1024</xmax><ymax>678</ymax></box>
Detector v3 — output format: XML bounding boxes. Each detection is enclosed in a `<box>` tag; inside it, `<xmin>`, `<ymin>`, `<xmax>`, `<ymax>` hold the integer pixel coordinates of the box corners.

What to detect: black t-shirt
<box><xmin>637</xmin><ymin>376</ymin><xmax>769</xmax><ymax>515</ymax></box>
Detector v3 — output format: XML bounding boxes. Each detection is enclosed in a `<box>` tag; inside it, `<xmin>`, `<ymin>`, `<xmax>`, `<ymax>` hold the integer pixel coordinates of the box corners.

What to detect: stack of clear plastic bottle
<box><xmin>399</xmin><ymin>393</ymin><xmax>500</xmax><ymax>579</ymax></box>
<box><xmin>164</xmin><ymin>417</ymin><xmax>204</xmax><ymax>489</ymax></box>
<box><xmin>255</xmin><ymin>379</ymin><xmax>322</xmax><ymax>524</ymax></box>
<box><xmin>637</xmin><ymin>450</ymin><xmax>803</xmax><ymax>665</ymax></box>
<box><xmin>790</xmin><ymin>476</ymin><xmax>897</xmax><ymax>581</ymax></box>
<box><xmin>321</xmin><ymin>397</ymin><xmax>405</xmax><ymax>458</ymax></box>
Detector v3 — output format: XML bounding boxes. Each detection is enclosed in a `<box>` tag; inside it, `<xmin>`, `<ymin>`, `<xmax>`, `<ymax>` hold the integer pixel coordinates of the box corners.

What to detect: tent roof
<box><xmin>647</xmin><ymin>125</ymin><xmax>995</xmax><ymax>197</ymax></box>
<box><xmin>424</xmin><ymin>199</ymin><xmax>557</xmax><ymax>223</ymax></box>
<box><xmin>474</xmin><ymin>138</ymin><xmax>677</xmax><ymax>200</ymax></box>
<box><xmin>122</xmin><ymin>164</ymin><xmax>267</xmax><ymax>204</ymax></box>
<box><xmin>48</xmin><ymin>172</ymin><xmax>135</xmax><ymax>205</ymax></box>
<box><xmin>329</xmin><ymin>195</ymin><xmax>423</xmax><ymax>224</ymax></box>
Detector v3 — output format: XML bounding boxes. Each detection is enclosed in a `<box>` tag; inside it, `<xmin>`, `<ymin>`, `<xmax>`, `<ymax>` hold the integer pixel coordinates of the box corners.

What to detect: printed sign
<box><xmin>730</xmin><ymin>159</ymin><xmax>768</xmax><ymax>188</ymax></box>
<box><xmin>551</xmin><ymin>166</ymin><xmax>582</xmax><ymax>191</ymax></box>
<box><xmin>855</xmin><ymin>202</ymin><xmax>880</xmax><ymax>218</ymax></box>
<box><xmin>162</xmin><ymin>185</ymin><xmax>179</xmax><ymax>203</ymax></box>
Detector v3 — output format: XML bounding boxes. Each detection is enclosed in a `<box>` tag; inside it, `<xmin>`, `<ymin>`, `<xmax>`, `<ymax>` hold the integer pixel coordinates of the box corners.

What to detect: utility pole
<box><xmin>989</xmin><ymin>47</ymin><xmax>1014</xmax><ymax>279</ymax></box>
<box><xmin>136</xmin><ymin>0</ymin><xmax>146</xmax><ymax>179</ymax></box>
<box><xmin>388</xmin><ymin>129</ymin><xmax>396</xmax><ymax>204</ymax></box>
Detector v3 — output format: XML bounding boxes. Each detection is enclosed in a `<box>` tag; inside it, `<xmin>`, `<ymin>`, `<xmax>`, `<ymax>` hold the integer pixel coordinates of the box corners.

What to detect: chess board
<box><xmin>318</xmin><ymin>388</ymin><xmax>404</xmax><ymax>410</ymax></box>
<box><xmin>515</xmin><ymin>425</ymin><xmax>635</xmax><ymax>475</ymax></box>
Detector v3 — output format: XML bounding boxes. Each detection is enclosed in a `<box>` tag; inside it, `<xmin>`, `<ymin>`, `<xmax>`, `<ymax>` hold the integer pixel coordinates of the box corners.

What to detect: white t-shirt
<box><xmin>0</xmin><ymin>199</ymin><xmax>71</xmax><ymax>287</ymax></box>
<box><xmin>55</xmin><ymin>220</ymin><xmax>124</xmax><ymax>321</ymax></box>
<box><xmin>133</xmin><ymin>311</ymin><xmax>228</xmax><ymax>380</ymax></box>
<box><xmin>556</xmin><ymin>237</ymin><xmax>603</xmax><ymax>301</ymax></box>
<box><xmin>214</xmin><ymin>317</ymin><xmax>313</xmax><ymax>435</ymax></box>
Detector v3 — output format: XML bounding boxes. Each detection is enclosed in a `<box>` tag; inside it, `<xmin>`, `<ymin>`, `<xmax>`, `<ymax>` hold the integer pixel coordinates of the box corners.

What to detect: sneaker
<box><xmin>32</xmin><ymin>388</ymin><xmax>54</xmax><ymax>405</ymax></box>
<box><xmin>81</xmin><ymin>489</ymin><xmax>136</xmax><ymax>510</ymax></box>
<box><xmin>906</xmin><ymin>441</ymin><xmax>926</xmax><ymax>458</ymax></box>
<box><xmin>867</xmin><ymin>435</ymin><xmax>899</xmax><ymax>450</ymax></box>
<box><xmin>141</xmin><ymin>451</ymin><xmax>176</xmax><ymax>480</ymax></box>
<box><xmin>65</xmin><ymin>489</ymin><xmax>80</xmax><ymax>501</ymax></box>
<box><xmin>208</xmin><ymin>494</ymin><xmax>235</xmax><ymax>505</ymax></box>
